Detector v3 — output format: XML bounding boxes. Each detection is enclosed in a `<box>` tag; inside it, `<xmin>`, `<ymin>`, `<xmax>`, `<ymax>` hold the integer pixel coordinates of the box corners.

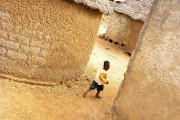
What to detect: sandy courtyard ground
<box><xmin>0</xmin><ymin>38</ymin><xmax>130</xmax><ymax>120</ymax></box>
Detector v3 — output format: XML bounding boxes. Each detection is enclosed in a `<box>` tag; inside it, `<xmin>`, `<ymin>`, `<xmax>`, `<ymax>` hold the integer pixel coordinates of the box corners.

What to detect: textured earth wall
<box><xmin>112</xmin><ymin>0</ymin><xmax>180</xmax><ymax>119</ymax></box>
<box><xmin>0</xmin><ymin>0</ymin><xmax>101</xmax><ymax>83</ymax></box>
<box><xmin>106</xmin><ymin>12</ymin><xmax>132</xmax><ymax>44</ymax></box>
<box><xmin>127</xmin><ymin>20</ymin><xmax>144</xmax><ymax>54</ymax></box>
<box><xmin>106</xmin><ymin>12</ymin><xmax>143</xmax><ymax>54</ymax></box>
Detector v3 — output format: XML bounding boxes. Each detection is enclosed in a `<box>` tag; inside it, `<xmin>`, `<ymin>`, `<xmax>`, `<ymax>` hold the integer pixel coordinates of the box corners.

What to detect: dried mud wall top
<box><xmin>0</xmin><ymin>0</ymin><xmax>101</xmax><ymax>83</ymax></box>
<box><xmin>113</xmin><ymin>0</ymin><xmax>180</xmax><ymax>119</ymax></box>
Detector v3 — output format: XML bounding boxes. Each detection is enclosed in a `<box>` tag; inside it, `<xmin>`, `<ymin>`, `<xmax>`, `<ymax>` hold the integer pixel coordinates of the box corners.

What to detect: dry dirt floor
<box><xmin>0</xmin><ymin>38</ymin><xmax>130</xmax><ymax>120</ymax></box>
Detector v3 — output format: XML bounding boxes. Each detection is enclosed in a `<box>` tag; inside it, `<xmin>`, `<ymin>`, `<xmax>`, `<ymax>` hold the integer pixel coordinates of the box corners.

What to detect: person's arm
<box><xmin>99</xmin><ymin>73</ymin><xmax>109</xmax><ymax>84</ymax></box>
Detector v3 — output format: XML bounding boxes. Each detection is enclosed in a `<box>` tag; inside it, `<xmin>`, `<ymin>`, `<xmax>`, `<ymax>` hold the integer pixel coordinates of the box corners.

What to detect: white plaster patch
<box><xmin>7</xmin><ymin>50</ymin><xmax>27</xmax><ymax>61</ymax></box>
<box><xmin>23</xmin><ymin>28</ymin><xmax>32</xmax><ymax>36</ymax></box>
<box><xmin>0</xmin><ymin>11</ymin><xmax>11</xmax><ymax>21</ymax></box>
<box><xmin>0</xmin><ymin>22</ymin><xmax>14</xmax><ymax>31</ymax></box>
<box><xmin>162</xmin><ymin>11</ymin><xmax>180</xmax><ymax>30</ymax></box>
<box><xmin>170</xmin><ymin>71</ymin><xmax>180</xmax><ymax>88</ymax></box>
<box><xmin>145</xmin><ymin>31</ymin><xmax>179</xmax><ymax>70</ymax></box>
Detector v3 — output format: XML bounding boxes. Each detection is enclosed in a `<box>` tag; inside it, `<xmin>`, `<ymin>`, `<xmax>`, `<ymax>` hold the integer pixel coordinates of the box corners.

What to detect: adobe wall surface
<box><xmin>106</xmin><ymin>12</ymin><xmax>132</xmax><ymax>44</ymax></box>
<box><xmin>127</xmin><ymin>20</ymin><xmax>144</xmax><ymax>54</ymax></box>
<box><xmin>0</xmin><ymin>0</ymin><xmax>101</xmax><ymax>83</ymax></box>
<box><xmin>105</xmin><ymin>12</ymin><xmax>143</xmax><ymax>54</ymax></box>
<box><xmin>112</xmin><ymin>0</ymin><xmax>180</xmax><ymax>120</ymax></box>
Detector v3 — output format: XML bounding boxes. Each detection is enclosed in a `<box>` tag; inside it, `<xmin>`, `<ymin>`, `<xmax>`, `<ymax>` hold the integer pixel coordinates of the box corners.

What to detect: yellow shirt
<box><xmin>95</xmin><ymin>69</ymin><xmax>108</xmax><ymax>85</ymax></box>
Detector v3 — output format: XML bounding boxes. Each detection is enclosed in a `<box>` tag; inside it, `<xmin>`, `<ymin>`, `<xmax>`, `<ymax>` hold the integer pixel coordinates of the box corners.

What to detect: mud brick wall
<box><xmin>106</xmin><ymin>12</ymin><xmax>132</xmax><ymax>44</ymax></box>
<box><xmin>106</xmin><ymin>12</ymin><xmax>143</xmax><ymax>54</ymax></box>
<box><xmin>127</xmin><ymin>20</ymin><xmax>144</xmax><ymax>54</ymax></box>
<box><xmin>0</xmin><ymin>0</ymin><xmax>101</xmax><ymax>83</ymax></box>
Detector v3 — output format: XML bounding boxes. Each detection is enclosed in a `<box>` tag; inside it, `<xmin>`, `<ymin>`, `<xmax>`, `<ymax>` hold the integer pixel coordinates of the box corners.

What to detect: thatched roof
<box><xmin>114</xmin><ymin>0</ymin><xmax>154</xmax><ymax>21</ymax></box>
<box><xmin>72</xmin><ymin>0</ymin><xmax>113</xmax><ymax>14</ymax></box>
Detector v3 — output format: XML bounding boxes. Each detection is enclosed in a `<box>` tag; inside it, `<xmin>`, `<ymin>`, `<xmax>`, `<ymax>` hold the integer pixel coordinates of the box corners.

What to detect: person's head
<box><xmin>103</xmin><ymin>61</ymin><xmax>110</xmax><ymax>71</ymax></box>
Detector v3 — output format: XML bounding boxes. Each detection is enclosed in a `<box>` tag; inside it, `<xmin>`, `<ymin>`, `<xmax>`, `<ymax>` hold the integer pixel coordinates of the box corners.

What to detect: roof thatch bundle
<box><xmin>114</xmin><ymin>0</ymin><xmax>154</xmax><ymax>21</ymax></box>
<box><xmin>71</xmin><ymin>0</ymin><xmax>114</xmax><ymax>14</ymax></box>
